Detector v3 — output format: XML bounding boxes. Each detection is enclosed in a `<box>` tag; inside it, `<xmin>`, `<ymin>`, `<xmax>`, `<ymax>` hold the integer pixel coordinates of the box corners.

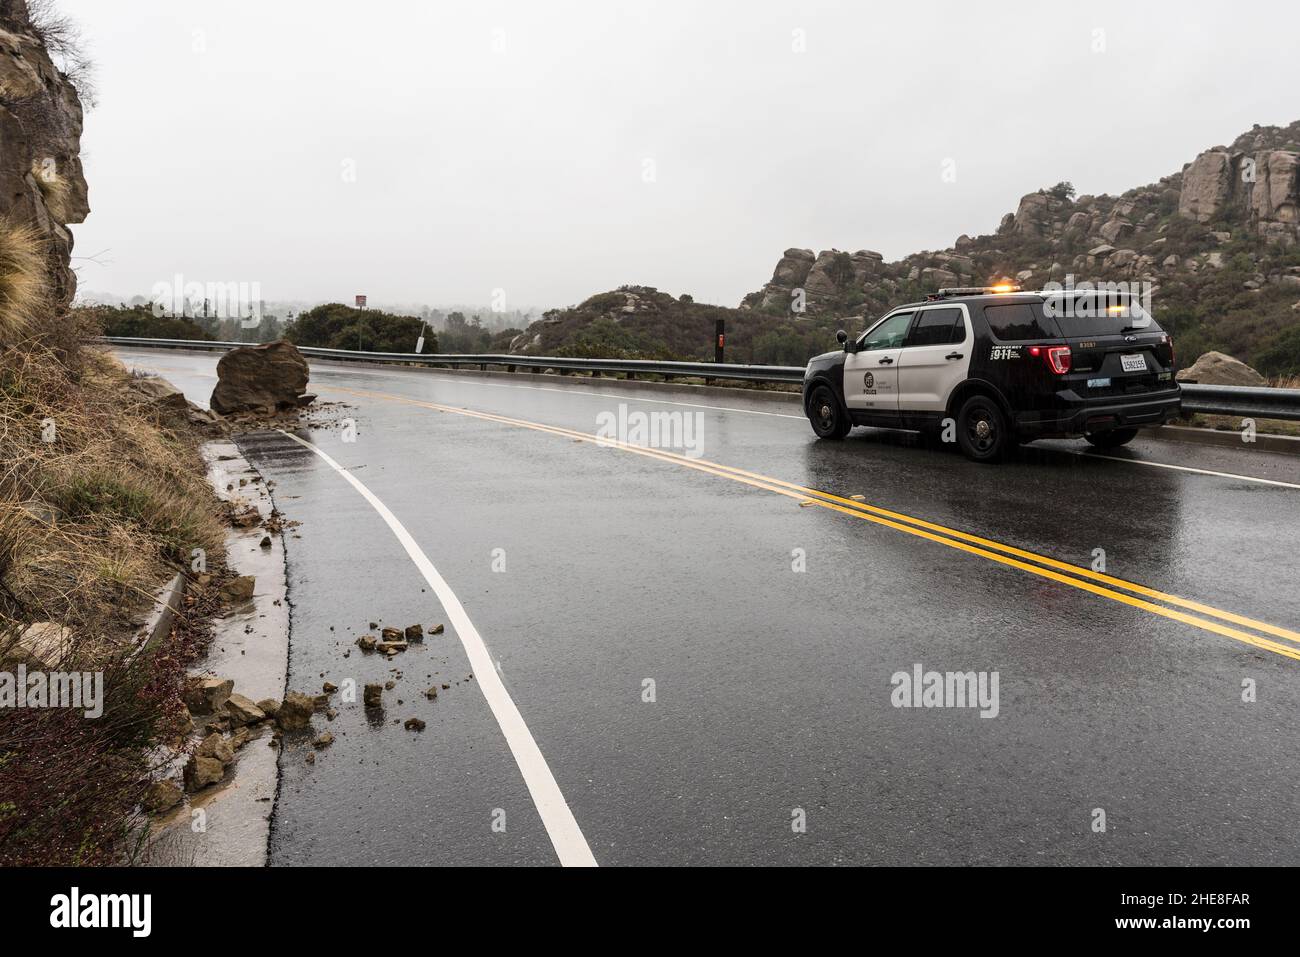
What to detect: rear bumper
<box><xmin>1014</xmin><ymin>391</ymin><xmax>1182</xmax><ymax>438</ymax></box>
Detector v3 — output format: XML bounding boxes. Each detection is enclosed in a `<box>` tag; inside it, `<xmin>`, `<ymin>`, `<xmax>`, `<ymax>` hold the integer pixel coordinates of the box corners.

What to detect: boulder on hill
<box><xmin>209</xmin><ymin>341</ymin><xmax>312</xmax><ymax>415</ymax></box>
<box><xmin>1176</xmin><ymin>351</ymin><xmax>1268</xmax><ymax>387</ymax></box>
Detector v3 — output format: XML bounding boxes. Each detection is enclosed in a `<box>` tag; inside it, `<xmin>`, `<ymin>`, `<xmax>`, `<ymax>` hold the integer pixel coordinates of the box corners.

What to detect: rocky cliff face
<box><xmin>0</xmin><ymin>0</ymin><xmax>90</xmax><ymax>304</ymax></box>
<box><xmin>744</xmin><ymin>121</ymin><xmax>1300</xmax><ymax>324</ymax></box>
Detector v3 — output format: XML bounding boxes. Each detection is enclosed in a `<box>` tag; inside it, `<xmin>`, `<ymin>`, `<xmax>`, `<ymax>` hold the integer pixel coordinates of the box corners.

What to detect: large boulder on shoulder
<box><xmin>1176</xmin><ymin>351</ymin><xmax>1267</xmax><ymax>387</ymax></box>
<box><xmin>209</xmin><ymin>341</ymin><xmax>311</xmax><ymax>415</ymax></box>
<box><xmin>0</xmin><ymin>622</ymin><xmax>73</xmax><ymax>669</ymax></box>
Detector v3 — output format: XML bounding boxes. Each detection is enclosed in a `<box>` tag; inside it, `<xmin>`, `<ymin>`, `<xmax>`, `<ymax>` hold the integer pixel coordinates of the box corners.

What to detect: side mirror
<box><xmin>836</xmin><ymin>329</ymin><xmax>850</xmax><ymax>352</ymax></box>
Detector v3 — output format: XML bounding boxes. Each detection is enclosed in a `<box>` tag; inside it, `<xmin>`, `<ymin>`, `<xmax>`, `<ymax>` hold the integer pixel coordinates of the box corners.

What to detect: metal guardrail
<box><xmin>101</xmin><ymin>337</ymin><xmax>1300</xmax><ymax>420</ymax></box>
<box><xmin>98</xmin><ymin>337</ymin><xmax>806</xmax><ymax>384</ymax></box>
<box><xmin>1176</xmin><ymin>383</ymin><xmax>1300</xmax><ymax>422</ymax></box>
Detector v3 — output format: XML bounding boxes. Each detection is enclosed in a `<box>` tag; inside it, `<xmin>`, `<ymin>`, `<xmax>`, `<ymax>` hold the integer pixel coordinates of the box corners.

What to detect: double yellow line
<box><xmin>324</xmin><ymin>384</ymin><xmax>1300</xmax><ymax>663</ymax></box>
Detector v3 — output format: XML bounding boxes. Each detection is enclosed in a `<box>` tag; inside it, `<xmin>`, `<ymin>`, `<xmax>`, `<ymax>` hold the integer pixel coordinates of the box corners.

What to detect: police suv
<box><xmin>801</xmin><ymin>285</ymin><xmax>1181</xmax><ymax>462</ymax></box>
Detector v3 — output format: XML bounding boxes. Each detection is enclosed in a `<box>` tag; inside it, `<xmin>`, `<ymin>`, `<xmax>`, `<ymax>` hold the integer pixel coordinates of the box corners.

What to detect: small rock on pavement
<box><xmin>363</xmin><ymin>683</ymin><xmax>384</xmax><ymax>708</ymax></box>
<box><xmin>257</xmin><ymin>698</ymin><xmax>281</xmax><ymax>719</ymax></box>
<box><xmin>322</xmin><ymin>681</ymin><xmax>337</xmax><ymax>693</ymax></box>
<box><xmin>377</xmin><ymin>640</ymin><xmax>407</xmax><ymax>656</ymax></box>
<box><xmin>197</xmin><ymin>732</ymin><xmax>235</xmax><ymax>765</ymax></box>
<box><xmin>313</xmin><ymin>731</ymin><xmax>335</xmax><ymax>749</ymax></box>
<box><xmin>277</xmin><ymin>690</ymin><xmax>316</xmax><ymax>730</ymax></box>
<box><xmin>224</xmin><ymin>692</ymin><xmax>265</xmax><ymax>727</ymax></box>
<box><xmin>380</xmin><ymin>627</ymin><xmax>403</xmax><ymax>641</ymax></box>
<box><xmin>221</xmin><ymin>576</ymin><xmax>256</xmax><ymax>602</ymax></box>
<box><xmin>404</xmin><ymin>718</ymin><xmax>426</xmax><ymax>732</ymax></box>
<box><xmin>259</xmin><ymin>535</ymin><xmax>272</xmax><ymax>549</ymax></box>
<box><xmin>184</xmin><ymin>755</ymin><xmax>225</xmax><ymax>792</ymax></box>
<box><xmin>424</xmin><ymin>686</ymin><xmax>438</xmax><ymax>699</ymax></box>
<box><xmin>429</xmin><ymin>624</ymin><xmax>445</xmax><ymax>635</ymax></box>
<box><xmin>183</xmin><ymin>677</ymin><xmax>233</xmax><ymax>715</ymax></box>
<box><xmin>404</xmin><ymin>624</ymin><xmax>423</xmax><ymax>641</ymax></box>
<box><xmin>356</xmin><ymin>635</ymin><xmax>377</xmax><ymax>652</ymax></box>
<box><xmin>144</xmin><ymin>779</ymin><xmax>183</xmax><ymax>814</ymax></box>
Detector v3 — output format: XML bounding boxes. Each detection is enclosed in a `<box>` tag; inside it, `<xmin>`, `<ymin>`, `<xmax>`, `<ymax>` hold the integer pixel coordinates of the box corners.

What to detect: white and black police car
<box><xmin>801</xmin><ymin>285</ymin><xmax>1181</xmax><ymax>462</ymax></box>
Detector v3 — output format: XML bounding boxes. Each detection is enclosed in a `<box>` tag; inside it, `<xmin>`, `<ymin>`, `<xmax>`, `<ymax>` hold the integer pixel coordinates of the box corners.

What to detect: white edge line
<box><xmin>276</xmin><ymin>428</ymin><xmax>598</xmax><ymax>867</ymax></box>
<box><xmin>1069</xmin><ymin>449</ymin><xmax>1300</xmax><ymax>490</ymax></box>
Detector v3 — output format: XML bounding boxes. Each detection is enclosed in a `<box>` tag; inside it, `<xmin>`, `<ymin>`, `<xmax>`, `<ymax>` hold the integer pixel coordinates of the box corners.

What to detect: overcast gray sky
<box><xmin>63</xmin><ymin>0</ymin><xmax>1300</xmax><ymax>311</ymax></box>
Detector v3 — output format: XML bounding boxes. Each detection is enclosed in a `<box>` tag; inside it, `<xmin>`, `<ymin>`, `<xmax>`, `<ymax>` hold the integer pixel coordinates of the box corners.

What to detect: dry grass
<box><xmin>0</xmin><ymin>234</ymin><xmax>225</xmax><ymax>863</ymax></box>
<box><xmin>0</xmin><ymin>219</ymin><xmax>48</xmax><ymax>345</ymax></box>
<box><xmin>0</xmin><ymin>341</ymin><xmax>223</xmax><ymax>632</ymax></box>
<box><xmin>30</xmin><ymin>159</ymin><xmax>72</xmax><ymax>223</ymax></box>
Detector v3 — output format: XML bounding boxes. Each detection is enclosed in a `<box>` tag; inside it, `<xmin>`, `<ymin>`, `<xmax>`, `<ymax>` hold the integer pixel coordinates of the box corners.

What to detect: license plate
<box><xmin>1120</xmin><ymin>353</ymin><xmax>1147</xmax><ymax>373</ymax></box>
<box><xmin>1087</xmin><ymin>377</ymin><xmax>1111</xmax><ymax>389</ymax></box>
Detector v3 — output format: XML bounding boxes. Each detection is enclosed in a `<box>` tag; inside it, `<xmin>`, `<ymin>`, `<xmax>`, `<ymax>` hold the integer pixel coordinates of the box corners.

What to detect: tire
<box><xmin>1084</xmin><ymin>427</ymin><xmax>1139</xmax><ymax>449</ymax></box>
<box><xmin>807</xmin><ymin>385</ymin><xmax>850</xmax><ymax>439</ymax></box>
<box><xmin>955</xmin><ymin>394</ymin><xmax>1010</xmax><ymax>462</ymax></box>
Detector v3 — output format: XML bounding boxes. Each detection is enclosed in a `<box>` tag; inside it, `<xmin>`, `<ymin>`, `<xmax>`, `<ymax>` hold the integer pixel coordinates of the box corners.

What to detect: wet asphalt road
<box><xmin>116</xmin><ymin>348</ymin><xmax>1300</xmax><ymax>867</ymax></box>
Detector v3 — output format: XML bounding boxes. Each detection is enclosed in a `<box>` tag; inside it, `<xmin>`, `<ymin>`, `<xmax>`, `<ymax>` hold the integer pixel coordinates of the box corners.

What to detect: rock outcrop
<box><xmin>737</xmin><ymin>122</ymin><xmax>1300</xmax><ymax>338</ymax></box>
<box><xmin>209</xmin><ymin>340</ymin><xmax>312</xmax><ymax>415</ymax></box>
<box><xmin>0</xmin><ymin>0</ymin><xmax>90</xmax><ymax>304</ymax></box>
<box><xmin>1178</xmin><ymin>147</ymin><xmax>1299</xmax><ymax>235</ymax></box>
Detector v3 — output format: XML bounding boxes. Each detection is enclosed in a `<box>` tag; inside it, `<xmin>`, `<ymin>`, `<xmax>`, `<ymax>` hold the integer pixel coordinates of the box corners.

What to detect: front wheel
<box><xmin>1085</xmin><ymin>427</ymin><xmax>1139</xmax><ymax>449</ymax></box>
<box><xmin>807</xmin><ymin>385</ymin><xmax>850</xmax><ymax>439</ymax></box>
<box><xmin>956</xmin><ymin>395</ymin><xmax>1010</xmax><ymax>462</ymax></box>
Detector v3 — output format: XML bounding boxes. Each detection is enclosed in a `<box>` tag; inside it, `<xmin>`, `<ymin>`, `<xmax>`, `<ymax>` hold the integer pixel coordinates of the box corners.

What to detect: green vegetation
<box><xmin>77</xmin><ymin>303</ymin><xmax>215</xmax><ymax>341</ymax></box>
<box><xmin>284</xmin><ymin>302</ymin><xmax>437</xmax><ymax>354</ymax></box>
<box><xmin>523</xmin><ymin>286</ymin><xmax>844</xmax><ymax>366</ymax></box>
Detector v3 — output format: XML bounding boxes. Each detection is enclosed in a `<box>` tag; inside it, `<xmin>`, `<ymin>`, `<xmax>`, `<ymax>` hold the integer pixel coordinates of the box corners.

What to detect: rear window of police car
<box><xmin>1041</xmin><ymin>292</ymin><xmax>1165</xmax><ymax>339</ymax></box>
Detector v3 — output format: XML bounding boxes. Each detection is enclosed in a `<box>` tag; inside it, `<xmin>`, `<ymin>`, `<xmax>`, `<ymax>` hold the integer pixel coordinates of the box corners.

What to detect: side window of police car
<box><xmin>859</xmin><ymin>313</ymin><xmax>912</xmax><ymax>351</ymax></box>
<box><xmin>904</xmin><ymin>307</ymin><xmax>965</xmax><ymax>347</ymax></box>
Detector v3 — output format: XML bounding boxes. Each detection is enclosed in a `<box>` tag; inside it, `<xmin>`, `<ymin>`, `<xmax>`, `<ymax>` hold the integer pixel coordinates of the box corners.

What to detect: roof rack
<box><xmin>929</xmin><ymin>284</ymin><xmax>1022</xmax><ymax>300</ymax></box>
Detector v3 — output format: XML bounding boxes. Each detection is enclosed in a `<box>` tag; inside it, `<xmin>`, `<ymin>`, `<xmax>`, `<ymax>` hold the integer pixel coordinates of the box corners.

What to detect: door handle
<box><xmin>945</xmin><ymin>352</ymin><xmax>963</xmax><ymax>360</ymax></box>
<box><xmin>877</xmin><ymin>357</ymin><xmax>893</xmax><ymax>365</ymax></box>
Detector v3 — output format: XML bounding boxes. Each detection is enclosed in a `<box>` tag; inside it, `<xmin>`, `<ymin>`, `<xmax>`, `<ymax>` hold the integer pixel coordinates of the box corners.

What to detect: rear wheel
<box><xmin>808</xmin><ymin>385</ymin><xmax>850</xmax><ymax>439</ymax></box>
<box><xmin>1085</xmin><ymin>427</ymin><xmax>1139</xmax><ymax>449</ymax></box>
<box><xmin>956</xmin><ymin>395</ymin><xmax>1010</xmax><ymax>462</ymax></box>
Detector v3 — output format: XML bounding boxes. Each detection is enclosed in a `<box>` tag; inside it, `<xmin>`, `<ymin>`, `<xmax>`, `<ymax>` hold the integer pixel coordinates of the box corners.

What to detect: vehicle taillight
<box><xmin>1046</xmin><ymin>345</ymin><xmax>1071</xmax><ymax>374</ymax></box>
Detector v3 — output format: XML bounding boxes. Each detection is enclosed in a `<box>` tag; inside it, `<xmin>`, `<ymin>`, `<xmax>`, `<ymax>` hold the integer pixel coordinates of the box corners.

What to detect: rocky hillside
<box><xmin>514</xmin><ymin>122</ymin><xmax>1300</xmax><ymax>373</ymax></box>
<box><xmin>740</xmin><ymin>121</ymin><xmax>1300</xmax><ymax>374</ymax></box>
